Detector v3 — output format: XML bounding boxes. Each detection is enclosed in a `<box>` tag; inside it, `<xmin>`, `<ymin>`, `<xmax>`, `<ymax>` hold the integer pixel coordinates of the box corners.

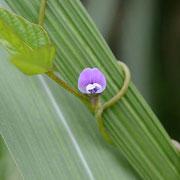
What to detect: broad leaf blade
<box><xmin>0</xmin><ymin>136</ymin><xmax>22</xmax><ymax>180</ymax></box>
<box><xmin>0</xmin><ymin>47</ymin><xmax>139</xmax><ymax>179</ymax></box>
<box><xmin>10</xmin><ymin>45</ymin><xmax>55</xmax><ymax>75</ymax></box>
<box><xmin>0</xmin><ymin>7</ymin><xmax>50</xmax><ymax>54</ymax></box>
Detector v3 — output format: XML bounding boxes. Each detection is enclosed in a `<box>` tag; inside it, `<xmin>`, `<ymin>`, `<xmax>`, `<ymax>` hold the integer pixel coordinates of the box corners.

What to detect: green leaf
<box><xmin>0</xmin><ymin>136</ymin><xmax>22</xmax><ymax>180</ymax></box>
<box><xmin>0</xmin><ymin>7</ymin><xmax>54</xmax><ymax>75</ymax></box>
<box><xmin>10</xmin><ymin>45</ymin><xmax>55</xmax><ymax>75</ymax></box>
<box><xmin>0</xmin><ymin>47</ymin><xmax>139</xmax><ymax>180</ymax></box>
<box><xmin>2</xmin><ymin>0</ymin><xmax>180</xmax><ymax>179</ymax></box>
<box><xmin>0</xmin><ymin>7</ymin><xmax>50</xmax><ymax>54</ymax></box>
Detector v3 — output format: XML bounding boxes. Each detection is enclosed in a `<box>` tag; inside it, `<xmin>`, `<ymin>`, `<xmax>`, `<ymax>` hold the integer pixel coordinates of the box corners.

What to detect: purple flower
<box><xmin>78</xmin><ymin>68</ymin><xmax>106</xmax><ymax>94</ymax></box>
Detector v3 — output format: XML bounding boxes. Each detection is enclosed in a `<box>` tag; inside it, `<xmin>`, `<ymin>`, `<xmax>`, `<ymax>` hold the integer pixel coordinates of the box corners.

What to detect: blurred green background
<box><xmin>0</xmin><ymin>0</ymin><xmax>180</xmax><ymax>179</ymax></box>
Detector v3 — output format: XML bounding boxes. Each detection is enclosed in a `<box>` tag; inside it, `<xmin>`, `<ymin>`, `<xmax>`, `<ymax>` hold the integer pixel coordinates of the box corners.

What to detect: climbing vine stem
<box><xmin>38</xmin><ymin>0</ymin><xmax>131</xmax><ymax>144</ymax></box>
<box><xmin>95</xmin><ymin>61</ymin><xmax>131</xmax><ymax>144</ymax></box>
<box><xmin>38</xmin><ymin>0</ymin><xmax>47</xmax><ymax>26</ymax></box>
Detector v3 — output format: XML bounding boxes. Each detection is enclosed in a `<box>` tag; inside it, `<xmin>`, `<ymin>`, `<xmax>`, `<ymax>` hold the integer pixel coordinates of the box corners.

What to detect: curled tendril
<box><xmin>94</xmin><ymin>61</ymin><xmax>131</xmax><ymax>144</ymax></box>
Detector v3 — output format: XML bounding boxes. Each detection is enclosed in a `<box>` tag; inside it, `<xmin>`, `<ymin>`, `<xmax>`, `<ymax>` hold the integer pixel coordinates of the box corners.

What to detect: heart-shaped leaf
<box><xmin>0</xmin><ymin>7</ymin><xmax>50</xmax><ymax>54</ymax></box>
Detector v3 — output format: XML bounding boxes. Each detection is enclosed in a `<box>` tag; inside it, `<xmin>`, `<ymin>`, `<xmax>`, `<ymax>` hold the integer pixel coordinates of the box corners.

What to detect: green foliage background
<box><xmin>0</xmin><ymin>0</ymin><xmax>179</xmax><ymax>179</ymax></box>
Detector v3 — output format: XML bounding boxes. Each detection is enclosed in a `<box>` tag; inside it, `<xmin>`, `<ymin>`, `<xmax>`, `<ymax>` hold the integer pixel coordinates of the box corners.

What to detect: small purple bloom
<box><xmin>78</xmin><ymin>68</ymin><xmax>106</xmax><ymax>94</ymax></box>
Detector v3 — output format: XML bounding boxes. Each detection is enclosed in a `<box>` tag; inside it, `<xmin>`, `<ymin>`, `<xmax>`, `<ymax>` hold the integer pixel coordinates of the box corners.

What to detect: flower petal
<box><xmin>91</xmin><ymin>68</ymin><xmax>106</xmax><ymax>91</ymax></box>
<box><xmin>78</xmin><ymin>68</ymin><xmax>92</xmax><ymax>93</ymax></box>
<box><xmin>85</xmin><ymin>83</ymin><xmax>102</xmax><ymax>94</ymax></box>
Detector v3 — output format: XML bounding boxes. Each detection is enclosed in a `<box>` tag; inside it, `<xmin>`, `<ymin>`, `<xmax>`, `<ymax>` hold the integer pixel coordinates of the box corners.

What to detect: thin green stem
<box><xmin>96</xmin><ymin>112</ymin><xmax>114</xmax><ymax>145</ymax></box>
<box><xmin>94</xmin><ymin>97</ymin><xmax>114</xmax><ymax>144</ymax></box>
<box><xmin>46</xmin><ymin>71</ymin><xmax>91</xmax><ymax>108</ymax></box>
<box><xmin>95</xmin><ymin>61</ymin><xmax>130</xmax><ymax>144</ymax></box>
<box><xmin>38</xmin><ymin>0</ymin><xmax>47</xmax><ymax>26</ymax></box>
<box><xmin>102</xmin><ymin>61</ymin><xmax>131</xmax><ymax>111</ymax></box>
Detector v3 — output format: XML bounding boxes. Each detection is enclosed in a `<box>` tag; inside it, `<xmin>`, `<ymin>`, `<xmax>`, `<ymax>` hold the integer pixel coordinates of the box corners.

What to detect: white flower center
<box><xmin>85</xmin><ymin>83</ymin><xmax>102</xmax><ymax>94</ymax></box>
